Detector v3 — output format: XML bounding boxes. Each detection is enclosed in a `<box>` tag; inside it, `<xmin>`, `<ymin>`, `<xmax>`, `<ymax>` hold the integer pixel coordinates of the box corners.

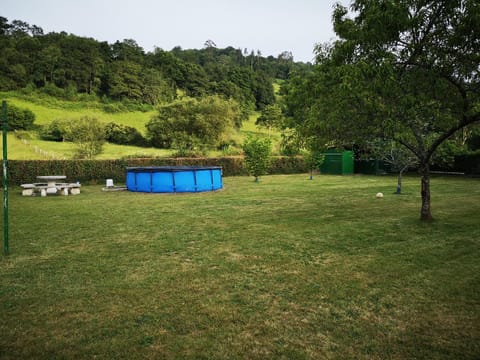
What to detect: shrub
<box><xmin>146</xmin><ymin>96</ymin><xmax>241</xmax><ymax>150</ymax></box>
<box><xmin>454</xmin><ymin>152</ymin><xmax>480</xmax><ymax>175</ymax></box>
<box><xmin>40</xmin><ymin>117</ymin><xmax>106</xmax><ymax>158</ymax></box>
<box><xmin>5</xmin><ymin>103</ymin><xmax>35</xmax><ymax>130</ymax></box>
<box><xmin>171</xmin><ymin>135</ymin><xmax>209</xmax><ymax>158</ymax></box>
<box><xmin>431</xmin><ymin>140</ymin><xmax>467</xmax><ymax>171</ymax></box>
<box><xmin>105</xmin><ymin>122</ymin><xmax>147</xmax><ymax>146</ymax></box>
<box><xmin>70</xmin><ymin>116</ymin><xmax>106</xmax><ymax>159</ymax></box>
<box><xmin>242</xmin><ymin>136</ymin><xmax>272</xmax><ymax>182</ymax></box>
<box><xmin>40</xmin><ymin>83</ymin><xmax>65</xmax><ymax>98</ymax></box>
<box><xmin>303</xmin><ymin>150</ymin><xmax>325</xmax><ymax>179</ymax></box>
<box><xmin>255</xmin><ymin>104</ymin><xmax>284</xmax><ymax>134</ymax></box>
<box><xmin>40</xmin><ymin>119</ymin><xmax>72</xmax><ymax>142</ymax></box>
<box><xmin>279</xmin><ymin>128</ymin><xmax>303</xmax><ymax>156</ymax></box>
<box><xmin>102</xmin><ymin>103</ymin><xmax>128</xmax><ymax>113</ymax></box>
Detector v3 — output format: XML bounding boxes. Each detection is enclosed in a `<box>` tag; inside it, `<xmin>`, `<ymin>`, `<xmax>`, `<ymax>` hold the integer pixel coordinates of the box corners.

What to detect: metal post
<box><xmin>2</xmin><ymin>100</ymin><xmax>8</xmax><ymax>255</ymax></box>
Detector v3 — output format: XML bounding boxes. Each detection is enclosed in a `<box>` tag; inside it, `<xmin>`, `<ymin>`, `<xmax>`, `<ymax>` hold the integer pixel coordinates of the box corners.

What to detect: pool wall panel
<box><xmin>152</xmin><ymin>172</ymin><xmax>174</xmax><ymax>193</ymax></box>
<box><xmin>175</xmin><ymin>171</ymin><xmax>195</xmax><ymax>192</ymax></box>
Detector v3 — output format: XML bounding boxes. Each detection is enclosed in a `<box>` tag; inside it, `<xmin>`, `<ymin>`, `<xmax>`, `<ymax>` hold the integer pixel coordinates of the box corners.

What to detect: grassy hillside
<box><xmin>1</xmin><ymin>92</ymin><xmax>276</xmax><ymax>160</ymax></box>
<box><xmin>1</xmin><ymin>94</ymin><xmax>156</xmax><ymax>133</ymax></box>
<box><xmin>4</xmin><ymin>133</ymin><xmax>174</xmax><ymax>160</ymax></box>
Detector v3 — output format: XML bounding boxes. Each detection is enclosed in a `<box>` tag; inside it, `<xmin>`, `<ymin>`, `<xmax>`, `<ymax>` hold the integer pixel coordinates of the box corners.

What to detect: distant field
<box><xmin>1</xmin><ymin>93</ymin><xmax>274</xmax><ymax>159</ymax></box>
<box><xmin>2</xmin><ymin>95</ymin><xmax>156</xmax><ymax>132</ymax></box>
<box><xmin>5</xmin><ymin>133</ymin><xmax>175</xmax><ymax>160</ymax></box>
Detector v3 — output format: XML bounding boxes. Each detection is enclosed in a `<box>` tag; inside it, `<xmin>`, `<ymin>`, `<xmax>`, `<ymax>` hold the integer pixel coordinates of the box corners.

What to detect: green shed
<box><xmin>320</xmin><ymin>151</ymin><xmax>354</xmax><ymax>175</ymax></box>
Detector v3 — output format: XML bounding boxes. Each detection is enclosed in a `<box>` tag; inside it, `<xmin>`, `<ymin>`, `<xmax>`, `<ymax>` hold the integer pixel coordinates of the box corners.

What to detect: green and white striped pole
<box><xmin>2</xmin><ymin>100</ymin><xmax>8</xmax><ymax>256</ymax></box>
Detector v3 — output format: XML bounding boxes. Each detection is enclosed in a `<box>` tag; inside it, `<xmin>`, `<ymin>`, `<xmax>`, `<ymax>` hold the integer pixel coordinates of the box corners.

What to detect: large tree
<box><xmin>284</xmin><ymin>0</ymin><xmax>480</xmax><ymax>220</ymax></box>
<box><xmin>146</xmin><ymin>95</ymin><xmax>241</xmax><ymax>151</ymax></box>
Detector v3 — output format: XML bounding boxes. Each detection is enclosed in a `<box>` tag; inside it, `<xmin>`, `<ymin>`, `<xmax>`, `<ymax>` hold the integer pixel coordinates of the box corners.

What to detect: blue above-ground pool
<box><xmin>126</xmin><ymin>166</ymin><xmax>223</xmax><ymax>193</ymax></box>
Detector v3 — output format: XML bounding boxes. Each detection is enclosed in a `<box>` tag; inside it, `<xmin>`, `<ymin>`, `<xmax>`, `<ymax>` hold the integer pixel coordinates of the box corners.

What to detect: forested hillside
<box><xmin>0</xmin><ymin>16</ymin><xmax>310</xmax><ymax>111</ymax></box>
<box><xmin>0</xmin><ymin>16</ymin><xmax>316</xmax><ymax>159</ymax></box>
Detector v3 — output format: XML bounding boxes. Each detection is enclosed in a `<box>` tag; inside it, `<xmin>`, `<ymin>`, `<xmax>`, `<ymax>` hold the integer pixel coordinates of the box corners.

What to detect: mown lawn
<box><xmin>0</xmin><ymin>174</ymin><xmax>479</xmax><ymax>359</ymax></box>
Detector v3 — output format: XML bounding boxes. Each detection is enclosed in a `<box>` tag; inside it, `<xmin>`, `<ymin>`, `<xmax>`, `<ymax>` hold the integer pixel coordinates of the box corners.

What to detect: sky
<box><xmin>2</xmin><ymin>0</ymin><xmax>351</xmax><ymax>63</ymax></box>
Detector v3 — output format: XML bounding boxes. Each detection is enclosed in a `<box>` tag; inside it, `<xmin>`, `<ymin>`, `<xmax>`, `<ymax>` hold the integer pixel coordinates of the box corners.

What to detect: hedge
<box><xmin>454</xmin><ymin>153</ymin><xmax>480</xmax><ymax>175</ymax></box>
<box><xmin>3</xmin><ymin>156</ymin><xmax>308</xmax><ymax>186</ymax></box>
<box><xmin>5</xmin><ymin>153</ymin><xmax>477</xmax><ymax>186</ymax></box>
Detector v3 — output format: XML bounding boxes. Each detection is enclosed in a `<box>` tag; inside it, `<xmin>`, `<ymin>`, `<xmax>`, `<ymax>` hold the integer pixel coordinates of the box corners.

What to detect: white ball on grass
<box><xmin>376</xmin><ymin>192</ymin><xmax>384</xmax><ymax>198</ymax></box>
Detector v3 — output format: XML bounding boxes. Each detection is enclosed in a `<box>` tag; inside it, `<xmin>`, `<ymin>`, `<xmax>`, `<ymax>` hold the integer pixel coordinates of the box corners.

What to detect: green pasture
<box><xmin>2</xmin><ymin>95</ymin><xmax>155</xmax><ymax>132</ymax></box>
<box><xmin>4</xmin><ymin>133</ymin><xmax>174</xmax><ymax>160</ymax></box>
<box><xmin>1</xmin><ymin>174</ymin><xmax>479</xmax><ymax>359</ymax></box>
<box><xmin>1</xmin><ymin>93</ymin><xmax>274</xmax><ymax>160</ymax></box>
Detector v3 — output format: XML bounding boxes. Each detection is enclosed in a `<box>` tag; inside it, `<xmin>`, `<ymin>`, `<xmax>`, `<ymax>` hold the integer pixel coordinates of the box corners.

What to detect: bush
<box><xmin>105</xmin><ymin>122</ymin><xmax>147</xmax><ymax>146</ymax></box>
<box><xmin>242</xmin><ymin>136</ymin><xmax>272</xmax><ymax>182</ymax></box>
<box><xmin>303</xmin><ymin>150</ymin><xmax>325</xmax><ymax>179</ymax></box>
<box><xmin>40</xmin><ymin>116</ymin><xmax>106</xmax><ymax>158</ymax></box>
<box><xmin>270</xmin><ymin>156</ymin><xmax>308</xmax><ymax>174</ymax></box>
<box><xmin>454</xmin><ymin>152</ymin><xmax>480</xmax><ymax>175</ymax></box>
<box><xmin>70</xmin><ymin>117</ymin><xmax>106</xmax><ymax>159</ymax></box>
<box><xmin>431</xmin><ymin>140</ymin><xmax>467</xmax><ymax>171</ymax></box>
<box><xmin>13</xmin><ymin>130</ymin><xmax>33</xmax><ymax>140</ymax></box>
<box><xmin>4</xmin><ymin>103</ymin><xmax>35</xmax><ymax>130</ymax></box>
<box><xmin>279</xmin><ymin>128</ymin><xmax>302</xmax><ymax>156</ymax></box>
<box><xmin>146</xmin><ymin>96</ymin><xmax>241</xmax><ymax>150</ymax></box>
<box><xmin>40</xmin><ymin>83</ymin><xmax>65</xmax><ymax>98</ymax></box>
<box><xmin>171</xmin><ymin>135</ymin><xmax>209</xmax><ymax>158</ymax></box>
<box><xmin>102</xmin><ymin>103</ymin><xmax>128</xmax><ymax>113</ymax></box>
<box><xmin>40</xmin><ymin>119</ymin><xmax>71</xmax><ymax>142</ymax></box>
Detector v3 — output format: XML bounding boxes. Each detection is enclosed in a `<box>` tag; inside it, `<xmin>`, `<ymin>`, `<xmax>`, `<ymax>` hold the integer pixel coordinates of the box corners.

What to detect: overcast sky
<box><xmin>2</xmin><ymin>0</ymin><xmax>351</xmax><ymax>63</ymax></box>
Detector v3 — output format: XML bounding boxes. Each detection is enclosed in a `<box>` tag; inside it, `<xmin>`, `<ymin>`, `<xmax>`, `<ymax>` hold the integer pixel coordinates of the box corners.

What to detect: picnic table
<box><xmin>21</xmin><ymin>175</ymin><xmax>81</xmax><ymax>196</ymax></box>
<box><xmin>37</xmin><ymin>175</ymin><xmax>66</xmax><ymax>194</ymax></box>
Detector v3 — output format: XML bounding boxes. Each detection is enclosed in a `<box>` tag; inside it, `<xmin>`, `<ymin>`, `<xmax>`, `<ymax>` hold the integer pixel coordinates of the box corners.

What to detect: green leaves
<box><xmin>242</xmin><ymin>136</ymin><xmax>272</xmax><ymax>182</ymax></box>
<box><xmin>255</xmin><ymin>104</ymin><xmax>284</xmax><ymax>134</ymax></box>
<box><xmin>40</xmin><ymin>116</ymin><xmax>106</xmax><ymax>159</ymax></box>
<box><xmin>69</xmin><ymin>116</ymin><xmax>106</xmax><ymax>159</ymax></box>
<box><xmin>5</xmin><ymin>103</ymin><xmax>35</xmax><ymax>130</ymax></box>
<box><xmin>146</xmin><ymin>96</ymin><xmax>241</xmax><ymax>153</ymax></box>
<box><xmin>284</xmin><ymin>0</ymin><xmax>480</xmax><ymax>219</ymax></box>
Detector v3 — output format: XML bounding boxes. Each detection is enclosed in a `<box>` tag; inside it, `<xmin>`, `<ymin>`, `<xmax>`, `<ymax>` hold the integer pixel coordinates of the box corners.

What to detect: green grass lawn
<box><xmin>1</xmin><ymin>175</ymin><xmax>479</xmax><ymax>359</ymax></box>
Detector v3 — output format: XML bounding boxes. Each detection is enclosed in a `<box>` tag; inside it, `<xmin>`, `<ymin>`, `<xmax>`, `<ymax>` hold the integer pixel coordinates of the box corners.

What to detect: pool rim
<box><xmin>125</xmin><ymin>165</ymin><xmax>223</xmax><ymax>173</ymax></box>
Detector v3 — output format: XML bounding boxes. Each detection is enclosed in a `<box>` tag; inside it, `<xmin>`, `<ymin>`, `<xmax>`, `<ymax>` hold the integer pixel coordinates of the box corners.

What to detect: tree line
<box><xmin>0</xmin><ymin>16</ymin><xmax>310</xmax><ymax>112</ymax></box>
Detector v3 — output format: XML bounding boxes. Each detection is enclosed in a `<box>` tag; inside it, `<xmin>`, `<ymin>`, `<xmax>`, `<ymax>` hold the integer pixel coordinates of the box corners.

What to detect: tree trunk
<box><xmin>420</xmin><ymin>163</ymin><xmax>433</xmax><ymax>221</ymax></box>
<box><xmin>396</xmin><ymin>171</ymin><xmax>402</xmax><ymax>194</ymax></box>
<box><xmin>396</xmin><ymin>164</ymin><xmax>409</xmax><ymax>194</ymax></box>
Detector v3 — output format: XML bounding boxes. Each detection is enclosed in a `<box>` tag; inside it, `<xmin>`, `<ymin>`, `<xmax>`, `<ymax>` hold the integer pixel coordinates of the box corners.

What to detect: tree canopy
<box><xmin>283</xmin><ymin>0</ymin><xmax>480</xmax><ymax>220</ymax></box>
<box><xmin>242</xmin><ymin>136</ymin><xmax>272</xmax><ymax>182</ymax></box>
<box><xmin>146</xmin><ymin>96</ymin><xmax>241</xmax><ymax>153</ymax></box>
<box><xmin>0</xmin><ymin>16</ymin><xmax>311</xmax><ymax>111</ymax></box>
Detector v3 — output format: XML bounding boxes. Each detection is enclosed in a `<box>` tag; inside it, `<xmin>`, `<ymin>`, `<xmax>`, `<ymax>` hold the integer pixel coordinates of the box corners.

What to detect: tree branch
<box><xmin>426</xmin><ymin>113</ymin><xmax>480</xmax><ymax>162</ymax></box>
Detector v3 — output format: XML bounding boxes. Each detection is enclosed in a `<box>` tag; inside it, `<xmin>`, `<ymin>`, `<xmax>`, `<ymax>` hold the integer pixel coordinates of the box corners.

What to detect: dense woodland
<box><xmin>0</xmin><ymin>16</ymin><xmax>310</xmax><ymax>111</ymax></box>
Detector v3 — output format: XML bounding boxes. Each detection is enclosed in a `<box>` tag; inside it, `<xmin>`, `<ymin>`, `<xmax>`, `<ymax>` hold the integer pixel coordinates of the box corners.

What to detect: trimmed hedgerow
<box><xmin>4</xmin><ymin>156</ymin><xmax>308</xmax><ymax>185</ymax></box>
<box><xmin>454</xmin><ymin>152</ymin><xmax>480</xmax><ymax>175</ymax></box>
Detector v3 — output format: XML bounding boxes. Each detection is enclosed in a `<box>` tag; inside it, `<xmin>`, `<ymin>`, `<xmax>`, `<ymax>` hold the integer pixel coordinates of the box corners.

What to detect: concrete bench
<box><xmin>56</xmin><ymin>183</ymin><xmax>81</xmax><ymax>195</ymax></box>
<box><xmin>21</xmin><ymin>182</ymin><xmax>81</xmax><ymax>196</ymax></box>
